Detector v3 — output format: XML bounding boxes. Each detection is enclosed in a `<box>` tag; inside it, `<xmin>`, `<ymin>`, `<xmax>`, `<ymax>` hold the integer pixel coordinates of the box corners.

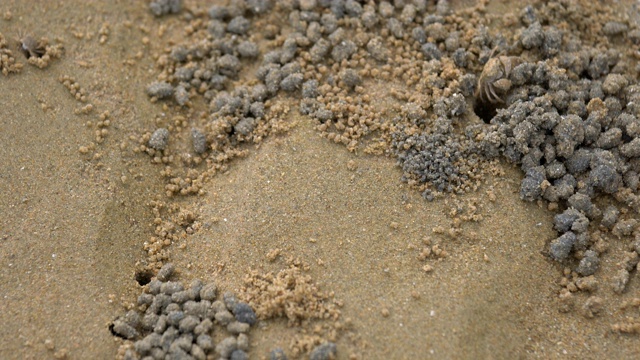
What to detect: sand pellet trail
<box><xmin>1</xmin><ymin>0</ymin><xmax>640</xmax><ymax>359</ymax></box>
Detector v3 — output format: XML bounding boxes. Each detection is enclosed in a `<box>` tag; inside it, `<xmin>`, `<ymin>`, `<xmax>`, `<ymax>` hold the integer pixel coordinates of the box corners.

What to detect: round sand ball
<box><xmin>521</xmin><ymin>22</ymin><xmax>544</xmax><ymax>49</ymax></box>
<box><xmin>233</xmin><ymin>302</ymin><xmax>256</xmax><ymax>325</ymax></box>
<box><xmin>178</xmin><ymin>315</ymin><xmax>199</xmax><ymax>333</ymax></box>
<box><xmin>124</xmin><ymin>309</ymin><xmax>141</xmax><ymax>328</ymax></box>
<box><xmin>149</xmin><ymin>128</ymin><xmax>170</xmax><ymax>151</ymax></box>
<box><xmin>362</xmin><ymin>10</ymin><xmax>378</xmax><ymax>29</ymax></box>
<box><xmin>138</xmin><ymin>293</ymin><xmax>154</xmax><ymax>306</ymax></box>
<box><xmin>146</xmin><ymin>81</ymin><xmax>174</xmax><ymax>98</ymax></box>
<box><xmin>174</xmin><ymin>85</ymin><xmax>189</xmax><ymax>106</ymax></box>
<box><xmin>310</xmin><ymin>38</ymin><xmax>331</xmax><ymax>63</ymax></box>
<box><xmin>339</xmin><ymin>69</ymin><xmax>361</xmax><ymax>88</ymax></box>
<box><xmin>549</xmin><ymin>231</ymin><xmax>576</xmax><ymax>262</ymax></box>
<box><xmin>237</xmin><ymin>333</ymin><xmax>249</xmax><ymax>351</ymax></box>
<box><xmin>519</xmin><ymin>166</ymin><xmax>545</xmax><ymax>201</ymax></box>
<box><xmin>576</xmin><ymin>250</ymin><xmax>599</xmax><ymax>276</ymax></box>
<box><xmin>161</xmin><ymin>281</ymin><xmax>184</xmax><ymax>295</ymax></box>
<box><xmin>299</xmin><ymin>0</ymin><xmax>317</xmax><ymax>11</ymax></box>
<box><xmin>379</xmin><ymin>1</ymin><xmax>394</xmax><ymax>18</ymax></box>
<box><xmin>167</xmin><ymin>310</ymin><xmax>185</xmax><ymax>327</ymax></box>
<box><xmin>309</xmin><ymin>342</ymin><xmax>337</xmax><ymax>360</ymax></box>
<box><xmin>612</xmin><ymin>268</ymin><xmax>630</xmax><ymax>294</ymax></box>
<box><xmin>223</xmin><ymin>291</ymin><xmax>239</xmax><ymax>309</ymax></box>
<box><xmin>199</xmin><ymin>282</ymin><xmax>218</xmax><ymax>301</ymax></box>
<box><xmin>216</xmin><ymin>336</ymin><xmax>238</xmax><ymax>358</ymax></box>
<box><xmin>191</xmin><ymin>128</ymin><xmax>208</xmax><ymax>154</ymax></box>
<box><xmin>602</xmin><ymin>21</ymin><xmax>628</xmax><ymax>36</ymax></box>
<box><xmin>227</xmin><ymin>16</ymin><xmax>250</xmax><ymax>35</ymax></box>
<box><xmin>270</xmin><ymin>348</ymin><xmax>288</xmax><ymax>360</ymax></box>
<box><xmin>215</xmin><ymin>310</ymin><xmax>234</xmax><ymax>325</ymax></box>
<box><xmin>601</xmin><ymin>205</ymin><xmax>619</xmax><ymax>228</ymax></box>
<box><xmin>193</xmin><ymin>318</ymin><xmax>213</xmax><ymax>335</ymax></box>
<box><xmin>238</xmin><ymin>41</ymin><xmax>259</xmax><ymax>58</ymax></box>
<box><xmin>231</xmin><ymin>350</ymin><xmax>249</xmax><ymax>360</ymax></box>
<box><xmin>280</xmin><ymin>73</ymin><xmax>304</xmax><ymax>92</ymax></box>
<box><xmin>111</xmin><ymin>319</ymin><xmax>139</xmax><ymax>339</ymax></box>
<box><xmin>197</xmin><ymin>333</ymin><xmax>214</xmax><ymax>351</ymax></box>
<box><xmin>208</xmin><ymin>5</ymin><xmax>228</xmax><ymax>20</ymax></box>
<box><xmin>141</xmin><ymin>313</ymin><xmax>159</xmax><ymax>331</ymax></box>
<box><xmin>156</xmin><ymin>262</ymin><xmax>175</xmax><ymax>281</ymax></box>
<box><xmin>218</xmin><ymin>54</ymin><xmax>241</xmax><ymax>77</ymax></box>
<box><xmin>147</xmin><ymin>279</ymin><xmax>162</xmax><ymax>295</ymax></box>
<box><xmin>331</xmin><ymin>40</ymin><xmax>357</xmax><ymax>62</ymax></box>
<box><xmin>227</xmin><ymin>320</ymin><xmax>250</xmax><ymax>334</ymax></box>
<box><xmin>602</xmin><ymin>73</ymin><xmax>628</xmax><ymax>95</ymax></box>
<box><xmin>234</xmin><ymin>117</ymin><xmax>256</xmax><ymax>136</ymax></box>
<box><xmin>191</xmin><ymin>344</ymin><xmax>206</xmax><ymax>360</ymax></box>
<box><xmin>620</xmin><ymin>138</ymin><xmax>640</xmax><ymax>158</ymax></box>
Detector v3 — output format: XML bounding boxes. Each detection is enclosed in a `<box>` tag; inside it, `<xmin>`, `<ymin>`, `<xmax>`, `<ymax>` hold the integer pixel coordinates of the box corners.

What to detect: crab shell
<box><xmin>16</xmin><ymin>33</ymin><xmax>45</xmax><ymax>59</ymax></box>
<box><xmin>476</xmin><ymin>56</ymin><xmax>523</xmax><ymax>104</ymax></box>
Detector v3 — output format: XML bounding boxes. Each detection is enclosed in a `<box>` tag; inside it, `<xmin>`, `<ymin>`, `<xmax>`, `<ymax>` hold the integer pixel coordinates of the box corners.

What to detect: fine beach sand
<box><xmin>1</xmin><ymin>1</ymin><xmax>639</xmax><ymax>359</ymax></box>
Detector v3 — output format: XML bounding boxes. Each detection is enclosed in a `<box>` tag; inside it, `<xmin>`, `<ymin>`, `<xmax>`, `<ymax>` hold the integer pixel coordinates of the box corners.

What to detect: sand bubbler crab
<box><xmin>475</xmin><ymin>51</ymin><xmax>524</xmax><ymax>104</ymax></box>
<box><xmin>15</xmin><ymin>30</ymin><xmax>45</xmax><ymax>59</ymax></box>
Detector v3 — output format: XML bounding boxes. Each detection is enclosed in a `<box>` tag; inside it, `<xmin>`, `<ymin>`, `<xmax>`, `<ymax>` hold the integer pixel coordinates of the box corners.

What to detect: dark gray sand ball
<box><xmin>111</xmin><ymin>319</ymin><xmax>139</xmax><ymax>339</ymax></box>
<box><xmin>281</xmin><ymin>73</ymin><xmax>304</xmax><ymax>92</ymax></box>
<box><xmin>174</xmin><ymin>84</ymin><xmax>189</xmax><ymax>106</ymax></box>
<box><xmin>199</xmin><ymin>282</ymin><xmax>217</xmax><ymax>301</ymax></box>
<box><xmin>149</xmin><ymin>0</ymin><xmax>182</xmax><ymax>16</ymax></box>
<box><xmin>270</xmin><ymin>348</ymin><xmax>288</xmax><ymax>360</ymax></box>
<box><xmin>612</xmin><ymin>269</ymin><xmax>630</xmax><ymax>294</ymax></box>
<box><xmin>146</xmin><ymin>81</ymin><xmax>174</xmax><ymax>99</ymax></box>
<box><xmin>228</xmin><ymin>16</ymin><xmax>251</xmax><ymax>35</ymax></box>
<box><xmin>233</xmin><ymin>302</ymin><xmax>256</xmax><ymax>325</ymax></box>
<box><xmin>234</xmin><ymin>117</ymin><xmax>256</xmax><ymax>136</ymax></box>
<box><xmin>238</xmin><ymin>41</ymin><xmax>260</xmax><ymax>58</ymax></box>
<box><xmin>149</xmin><ymin>128</ymin><xmax>170</xmax><ymax>151</ymax></box>
<box><xmin>216</xmin><ymin>337</ymin><xmax>238</xmax><ymax>358</ymax></box>
<box><xmin>600</xmin><ymin>206</ymin><xmax>619</xmax><ymax>228</ymax></box>
<box><xmin>191</xmin><ymin>128</ymin><xmax>208</xmax><ymax>154</ymax></box>
<box><xmin>339</xmin><ymin>69</ymin><xmax>361</xmax><ymax>88</ymax></box>
<box><xmin>231</xmin><ymin>349</ymin><xmax>249</xmax><ymax>360</ymax></box>
<box><xmin>549</xmin><ymin>231</ymin><xmax>576</xmax><ymax>261</ymax></box>
<box><xmin>310</xmin><ymin>342</ymin><xmax>337</xmax><ymax>360</ymax></box>
<box><xmin>576</xmin><ymin>250</ymin><xmax>599</xmax><ymax>276</ymax></box>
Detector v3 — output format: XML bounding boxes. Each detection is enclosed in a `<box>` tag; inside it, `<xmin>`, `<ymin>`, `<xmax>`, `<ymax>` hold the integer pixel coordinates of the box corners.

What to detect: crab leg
<box><xmin>489</xmin><ymin>86</ymin><xmax>503</xmax><ymax>103</ymax></box>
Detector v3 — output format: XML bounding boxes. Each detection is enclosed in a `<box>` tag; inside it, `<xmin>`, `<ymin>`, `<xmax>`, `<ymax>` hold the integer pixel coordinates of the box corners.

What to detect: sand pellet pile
<box><xmin>110</xmin><ymin>0</ymin><xmax>640</xmax><ymax>357</ymax></box>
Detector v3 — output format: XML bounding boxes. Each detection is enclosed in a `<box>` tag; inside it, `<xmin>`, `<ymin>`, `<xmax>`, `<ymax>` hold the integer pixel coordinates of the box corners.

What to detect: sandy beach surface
<box><xmin>1</xmin><ymin>1</ymin><xmax>639</xmax><ymax>359</ymax></box>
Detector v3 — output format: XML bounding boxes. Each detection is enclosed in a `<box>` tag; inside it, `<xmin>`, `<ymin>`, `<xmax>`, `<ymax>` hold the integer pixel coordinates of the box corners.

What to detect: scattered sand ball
<box><xmin>575</xmin><ymin>275</ymin><xmax>598</xmax><ymax>292</ymax></box>
<box><xmin>239</xmin><ymin>263</ymin><xmax>341</xmax><ymax>326</ymax></box>
<box><xmin>265</xmin><ymin>248</ymin><xmax>282</xmax><ymax>262</ymax></box>
<box><xmin>149</xmin><ymin>0</ymin><xmax>182</xmax><ymax>16</ymax></box>
<box><xmin>113</xmin><ymin>263</ymin><xmax>258</xmax><ymax>360</ymax></box>
<box><xmin>612</xmin><ymin>318</ymin><xmax>640</xmax><ymax>334</ymax></box>
<box><xmin>611</xmin><ymin>268</ymin><xmax>630</xmax><ymax>294</ymax></box>
<box><xmin>191</xmin><ymin>128</ymin><xmax>208</xmax><ymax>154</ymax></box>
<box><xmin>149</xmin><ymin>128</ymin><xmax>170</xmax><ymax>151</ymax></box>
<box><xmin>58</xmin><ymin>75</ymin><xmax>88</xmax><ymax>102</ymax></box>
<box><xmin>581</xmin><ymin>296</ymin><xmax>603</xmax><ymax>319</ymax></box>
<box><xmin>612</xmin><ymin>219</ymin><xmax>637</xmax><ymax>238</ymax></box>
<box><xmin>25</xmin><ymin>37</ymin><xmax>63</xmax><ymax>69</ymax></box>
<box><xmin>558</xmin><ymin>289</ymin><xmax>574</xmax><ymax>313</ymax></box>
<box><xmin>309</xmin><ymin>342</ymin><xmax>337</xmax><ymax>360</ymax></box>
<box><xmin>0</xmin><ymin>32</ymin><xmax>23</xmax><ymax>75</ymax></box>
<box><xmin>146</xmin><ymin>81</ymin><xmax>174</xmax><ymax>100</ymax></box>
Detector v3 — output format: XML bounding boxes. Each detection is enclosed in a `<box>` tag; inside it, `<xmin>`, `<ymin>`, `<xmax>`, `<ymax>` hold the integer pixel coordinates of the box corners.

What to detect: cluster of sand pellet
<box><xmin>124</xmin><ymin>0</ymin><xmax>640</xmax><ymax>340</ymax></box>
<box><xmin>0</xmin><ymin>32</ymin><xmax>22</xmax><ymax>75</ymax></box>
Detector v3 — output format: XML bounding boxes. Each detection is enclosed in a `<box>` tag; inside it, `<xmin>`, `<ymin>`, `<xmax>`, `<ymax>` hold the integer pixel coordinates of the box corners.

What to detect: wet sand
<box><xmin>1</xmin><ymin>0</ymin><xmax>639</xmax><ymax>359</ymax></box>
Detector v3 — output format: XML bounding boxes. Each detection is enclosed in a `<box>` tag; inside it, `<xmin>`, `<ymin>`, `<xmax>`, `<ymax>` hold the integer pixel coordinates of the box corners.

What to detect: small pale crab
<box><xmin>475</xmin><ymin>49</ymin><xmax>523</xmax><ymax>104</ymax></box>
<box><xmin>15</xmin><ymin>30</ymin><xmax>45</xmax><ymax>59</ymax></box>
